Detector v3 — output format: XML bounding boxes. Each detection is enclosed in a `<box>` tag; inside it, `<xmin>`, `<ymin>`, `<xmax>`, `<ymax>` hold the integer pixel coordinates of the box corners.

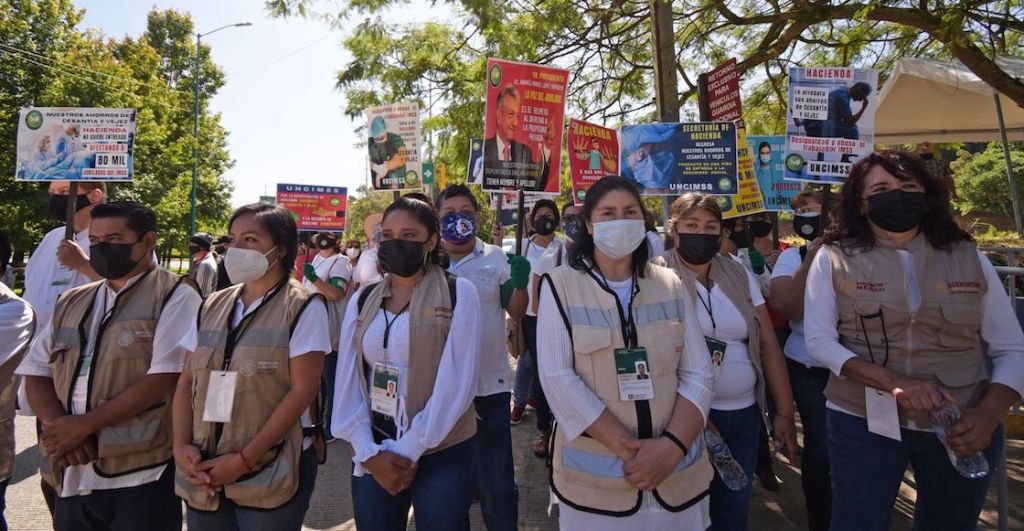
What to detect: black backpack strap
<box><xmin>357</xmin><ymin>282</ymin><xmax>380</xmax><ymax>313</ymax></box>
<box><xmin>445</xmin><ymin>272</ymin><xmax>458</xmax><ymax>309</ymax></box>
<box><xmin>799</xmin><ymin>245</ymin><xmax>808</xmax><ymax>262</ymax></box>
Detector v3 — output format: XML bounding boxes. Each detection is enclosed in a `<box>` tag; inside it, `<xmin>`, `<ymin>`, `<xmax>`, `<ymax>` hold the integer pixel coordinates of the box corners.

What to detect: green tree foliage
<box><xmin>951</xmin><ymin>142</ymin><xmax>1024</xmax><ymax>221</ymax></box>
<box><xmin>0</xmin><ymin>2</ymin><xmax>234</xmax><ymax>261</ymax></box>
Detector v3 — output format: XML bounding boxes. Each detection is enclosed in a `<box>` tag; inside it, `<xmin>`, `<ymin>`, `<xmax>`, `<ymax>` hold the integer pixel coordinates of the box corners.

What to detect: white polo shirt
<box><xmin>448</xmin><ymin>238</ymin><xmax>512</xmax><ymax>397</ymax></box>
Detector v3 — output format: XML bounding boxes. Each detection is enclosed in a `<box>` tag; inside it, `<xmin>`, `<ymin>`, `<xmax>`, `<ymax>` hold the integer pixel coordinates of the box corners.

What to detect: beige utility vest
<box><xmin>0</xmin><ymin>284</ymin><xmax>34</xmax><ymax>482</ymax></box>
<box><xmin>543</xmin><ymin>262</ymin><xmax>713</xmax><ymax>516</ymax></box>
<box><xmin>662</xmin><ymin>251</ymin><xmax>770</xmax><ymax>425</ymax></box>
<box><xmin>353</xmin><ymin>265</ymin><xmax>476</xmax><ymax>454</ymax></box>
<box><xmin>44</xmin><ymin>267</ymin><xmax>194</xmax><ymax>487</ymax></box>
<box><xmin>177</xmin><ymin>279</ymin><xmax>321</xmax><ymax>511</ymax></box>
<box><xmin>825</xmin><ymin>234</ymin><xmax>988</xmax><ymax>429</ymax></box>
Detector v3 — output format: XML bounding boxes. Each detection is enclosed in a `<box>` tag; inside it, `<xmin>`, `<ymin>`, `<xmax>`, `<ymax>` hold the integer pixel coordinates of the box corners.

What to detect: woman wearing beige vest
<box><xmin>536</xmin><ymin>176</ymin><xmax>715</xmax><ymax>530</ymax></box>
<box><xmin>660</xmin><ymin>193</ymin><xmax>798</xmax><ymax>530</ymax></box>
<box><xmin>804</xmin><ymin>151</ymin><xmax>1024</xmax><ymax>531</ymax></box>
<box><xmin>332</xmin><ymin>196</ymin><xmax>482</xmax><ymax>531</ymax></box>
<box><xmin>173</xmin><ymin>203</ymin><xmax>328</xmax><ymax>530</ymax></box>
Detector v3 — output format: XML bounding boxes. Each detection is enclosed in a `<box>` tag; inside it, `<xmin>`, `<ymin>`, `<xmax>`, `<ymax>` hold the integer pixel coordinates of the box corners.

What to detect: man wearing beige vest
<box><xmin>0</xmin><ymin>280</ymin><xmax>35</xmax><ymax>530</ymax></box>
<box><xmin>18</xmin><ymin>201</ymin><xmax>202</xmax><ymax>531</ymax></box>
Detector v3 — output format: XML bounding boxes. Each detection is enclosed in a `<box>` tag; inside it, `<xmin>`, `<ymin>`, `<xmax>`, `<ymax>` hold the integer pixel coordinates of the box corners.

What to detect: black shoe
<box><xmin>757</xmin><ymin>464</ymin><xmax>782</xmax><ymax>492</ymax></box>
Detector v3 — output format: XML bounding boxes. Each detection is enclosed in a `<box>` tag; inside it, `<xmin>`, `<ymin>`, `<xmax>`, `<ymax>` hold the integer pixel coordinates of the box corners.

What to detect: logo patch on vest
<box><xmin>238</xmin><ymin>359</ymin><xmax>258</xmax><ymax>377</ymax></box>
<box><xmin>426</xmin><ymin>306</ymin><xmax>453</xmax><ymax>319</ymax></box>
<box><xmin>116</xmin><ymin>331</ymin><xmax>153</xmax><ymax>347</ymax></box>
<box><xmin>856</xmin><ymin>282</ymin><xmax>886</xmax><ymax>293</ymax></box>
<box><xmin>256</xmin><ymin>361</ymin><xmax>279</xmax><ymax>374</ymax></box>
<box><xmin>946</xmin><ymin>281</ymin><xmax>982</xmax><ymax>295</ymax></box>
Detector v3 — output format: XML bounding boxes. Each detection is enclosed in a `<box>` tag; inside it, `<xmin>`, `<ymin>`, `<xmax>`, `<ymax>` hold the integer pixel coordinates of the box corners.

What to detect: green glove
<box><xmin>507</xmin><ymin>253</ymin><xmax>531</xmax><ymax>290</ymax></box>
<box><xmin>303</xmin><ymin>263</ymin><xmax>318</xmax><ymax>282</ymax></box>
<box><xmin>748</xmin><ymin>249</ymin><xmax>766</xmax><ymax>275</ymax></box>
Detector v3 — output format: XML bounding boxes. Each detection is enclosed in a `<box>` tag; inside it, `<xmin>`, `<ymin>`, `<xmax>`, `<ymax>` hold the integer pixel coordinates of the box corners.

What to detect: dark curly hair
<box><xmin>383</xmin><ymin>196</ymin><xmax>444</xmax><ymax>266</ymax></box>
<box><xmin>823</xmin><ymin>150</ymin><xmax>970</xmax><ymax>254</ymax></box>
<box><xmin>568</xmin><ymin>176</ymin><xmax>650</xmax><ymax>278</ymax></box>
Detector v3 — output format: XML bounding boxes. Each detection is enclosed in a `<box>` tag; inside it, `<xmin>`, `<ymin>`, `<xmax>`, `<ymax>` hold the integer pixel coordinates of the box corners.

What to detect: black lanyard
<box><xmin>694</xmin><ymin>263</ymin><xmax>716</xmax><ymax>332</ymax></box>
<box><xmin>381</xmin><ymin>299</ymin><xmax>410</xmax><ymax>358</ymax></box>
<box><xmin>587</xmin><ymin>266</ymin><xmax>639</xmax><ymax>349</ymax></box>
<box><xmin>223</xmin><ymin>278</ymin><xmax>288</xmax><ymax>371</ymax></box>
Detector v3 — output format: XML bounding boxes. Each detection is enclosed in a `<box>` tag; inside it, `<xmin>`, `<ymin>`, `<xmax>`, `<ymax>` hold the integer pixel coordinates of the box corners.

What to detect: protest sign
<box><xmin>620</xmin><ymin>122</ymin><xmax>738</xmax><ymax>195</ymax></box>
<box><xmin>749</xmin><ymin>135</ymin><xmax>802</xmax><ymax>211</ymax></box>
<box><xmin>16</xmin><ymin>107</ymin><xmax>136</xmax><ymax>181</ymax></box>
<box><xmin>698</xmin><ymin>58</ymin><xmax>742</xmax><ymax>122</ymax></box>
<box><xmin>785</xmin><ymin>67</ymin><xmax>879</xmax><ymax>183</ymax></box>
<box><xmin>492</xmin><ymin>190</ymin><xmax>541</xmax><ymax>227</ymax></box>
<box><xmin>276</xmin><ymin>184</ymin><xmax>348</xmax><ymax>232</ymax></box>
<box><xmin>718</xmin><ymin>129</ymin><xmax>766</xmax><ymax>219</ymax></box>
<box><xmin>466</xmin><ymin>138</ymin><xmax>484</xmax><ymax>186</ymax></box>
<box><xmin>367</xmin><ymin>103</ymin><xmax>422</xmax><ymax>190</ymax></box>
<box><xmin>567</xmin><ymin>119</ymin><xmax>618</xmax><ymax>206</ymax></box>
<box><xmin>481</xmin><ymin>59</ymin><xmax>568</xmax><ymax>193</ymax></box>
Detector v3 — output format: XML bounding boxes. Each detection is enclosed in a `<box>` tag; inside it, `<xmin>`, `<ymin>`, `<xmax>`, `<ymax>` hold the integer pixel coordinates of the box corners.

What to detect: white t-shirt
<box><xmin>332</xmin><ymin>278</ymin><xmax>481</xmax><ymax>475</ymax></box>
<box><xmin>22</xmin><ymin>226</ymin><xmax>91</xmax><ymax>335</ymax></box>
<box><xmin>0</xmin><ymin>293</ymin><xmax>34</xmax><ymax>369</ymax></box>
<box><xmin>17</xmin><ymin>269</ymin><xmax>202</xmax><ymax>497</ymax></box>
<box><xmin>351</xmin><ymin>247</ymin><xmax>382</xmax><ymax>287</ymax></box>
<box><xmin>769</xmin><ymin>247</ymin><xmax>824</xmax><ymax>368</ymax></box>
<box><xmin>804</xmin><ymin>248</ymin><xmax>1024</xmax><ymax>430</ymax></box>
<box><xmin>692</xmin><ymin>270</ymin><xmax>765</xmax><ymax>411</ymax></box>
<box><xmin>448</xmin><ymin>238</ymin><xmax>513</xmax><ymax>397</ymax></box>
<box><xmin>303</xmin><ymin>252</ymin><xmax>353</xmax><ymax>293</ymax></box>
<box><xmin>523</xmin><ymin>235</ymin><xmax>563</xmax><ymax>317</ymax></box>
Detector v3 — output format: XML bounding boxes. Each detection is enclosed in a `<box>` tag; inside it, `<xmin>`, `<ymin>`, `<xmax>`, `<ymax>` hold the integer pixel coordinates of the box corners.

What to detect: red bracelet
<box><xmin>776</xmin><ymin>413</ymin><xmax>795</xmax><ymax>422</ymax></box>
<box><xmin>237</xmin><ymin>449</ymin><xmax>253</xmax><ymax>471</ymax></box>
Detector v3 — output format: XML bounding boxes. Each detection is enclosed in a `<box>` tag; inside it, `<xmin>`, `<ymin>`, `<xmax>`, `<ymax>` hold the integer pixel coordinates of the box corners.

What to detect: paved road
<box><xmin>7</xmin><ymin>412</ymin><xmax>1022</xmax><ymax>530</ymax></box>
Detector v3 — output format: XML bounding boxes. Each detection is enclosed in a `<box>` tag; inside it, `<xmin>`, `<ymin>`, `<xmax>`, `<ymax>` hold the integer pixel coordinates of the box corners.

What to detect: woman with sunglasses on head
<box><xmin>660</xmin><ymin>193</ymin><xmax>798</xmax><ymax>530</ymax></box>
<box><xmin>174</xmin><ymin>203</ymin><xmax>328</xmax><ymax>530</ymax></box>
<box><xmin>332</xmin><ymin>196</ymin><xmax>482</xmax><ymax>531</ymax></box>
<box><xmin>804</xmin><ymin>150</ymin><xmax>1024</xmax><ymax>531</ymax></box>
<box><xmin>536</xmin><ymin>176</ymin><xmax>715</xmax><ymax>530</ymax></box>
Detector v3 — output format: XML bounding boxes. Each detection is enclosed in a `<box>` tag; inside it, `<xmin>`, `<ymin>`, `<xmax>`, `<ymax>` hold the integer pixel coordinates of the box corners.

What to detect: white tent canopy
<box><xmin>875</xmin><ymin>57</ymin><xmax>1024</xmax><ymax>144</ymax></box>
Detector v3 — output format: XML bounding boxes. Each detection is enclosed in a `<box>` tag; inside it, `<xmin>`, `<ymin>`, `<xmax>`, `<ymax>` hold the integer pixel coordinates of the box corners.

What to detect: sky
<box><xmin>75</xmin><ymin>0</ymin><xmax>452</xmax><ymax>207</ymax></box>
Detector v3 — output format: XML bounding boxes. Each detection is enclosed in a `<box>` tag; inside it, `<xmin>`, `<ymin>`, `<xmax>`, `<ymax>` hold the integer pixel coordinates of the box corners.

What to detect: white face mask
<box><xmin>759</xmin><ymin>154</ymin><xmax>771</xmax><ymax>165</ymax></box>
<box><xmin>346</xmin><ymin>247</ymin><xmax>361</xmax><ymax>259</ymax></box>
<box><xmin>225</xmin><ymin>246</ymin><xmax>278</xmax><ymax>284</ymax></box>
<box><xmin>591</xmin><ymin>219</ymin><xmax>646</xmax><ymax>259</ymax></box>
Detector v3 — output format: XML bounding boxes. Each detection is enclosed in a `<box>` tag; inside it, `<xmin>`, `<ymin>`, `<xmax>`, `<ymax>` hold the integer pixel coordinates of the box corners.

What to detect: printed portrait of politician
<box><xmin>368</xmin><ymin>115</ymin><xmax>408</xmax><ymax>189</ymax></box>
<box><xmin>484</xmin><ymin>85</ymin><xmax>552</xmax><ymax>191</ymax></box>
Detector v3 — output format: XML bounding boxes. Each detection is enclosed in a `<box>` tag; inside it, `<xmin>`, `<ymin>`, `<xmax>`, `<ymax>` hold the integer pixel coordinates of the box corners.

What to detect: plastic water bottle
<box><xmin>930</xmin><ymin>404</ymin><xmax>989</xmax><ymax>479</ymax></box>
<box><xmin>703</xmin><ymin>428</ymin><xmax>749</xmax><ymax>491</ymax></box>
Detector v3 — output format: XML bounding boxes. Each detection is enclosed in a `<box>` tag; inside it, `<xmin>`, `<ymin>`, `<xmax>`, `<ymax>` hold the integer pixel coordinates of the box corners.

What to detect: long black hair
<box><xmin>568</xmin><ymin>176</ymin><xmax>650</xmax><ymax>278</ymax></box>
<box><xmin>383</xmin><ymin>196</ymin><xmax>444</xmax><ymax>266</ymax></box>
<box><xmin>823</xmin><ymin>150</ymin><xmax>970</xmax><ymax>254</ymax></box>
<box><xmin>229</xmin><ymin>203</ymin><xmax>298</xmax><ymax>274</ymax></box>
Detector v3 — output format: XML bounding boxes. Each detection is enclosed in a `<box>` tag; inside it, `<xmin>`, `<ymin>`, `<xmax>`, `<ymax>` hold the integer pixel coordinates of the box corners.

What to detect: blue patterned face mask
<box><xmin>441</xmin><ymin>212</ymin><xmax>477</xmax><ymax>245</ymax></box>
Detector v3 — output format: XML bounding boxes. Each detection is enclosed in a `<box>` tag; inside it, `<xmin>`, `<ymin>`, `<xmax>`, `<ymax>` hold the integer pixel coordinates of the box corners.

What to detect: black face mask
<box><xmin>90</xmin><ymin>242</ymin><xmax>140</xmax><ymax>280</ymax></box>
<box><xmin>48</xmin><ymin>194</ymin><xmax>92</xmax><ymax>223</ymax></box>
<box><xmin>867</xmin><ymin>189</ymin><xmax>929</xmax><ymax>234</ymax></box>
<box><xmin>676</xmin><ymin>233</ymin><xmax>721</xmax><ymax>265</ymax></box>
<box><xmin>214</xmin><ymin>246</ymin><xmax>227</xmax><ymax>255</ymax></box>
<box><xmin>532</xmin><ymin>216</ymin><xmax>557</xmax><ymax>236</ymax></box>
<box><xmin>316</xmin><ymin>238</ymin><xmax>336</xmax><ymax>250</ymax></box>
<box><xmin>746</xmin><ymin>220</ymin><xmax>772</xmax><ymax>239</ymax></box>
<box><xmin>728</xmin><ymin>229</ymin><xmax>750</xmax><ymax>249</ymax></box>
<box><xmin>378</xmin><ymin>239</ymin><xmax>426</xmax><ymax>277</ymax></box>
<box><xmin>919</xmin><ymin>153</ymin><xmax>934</xmax><ymax>160</ymax></box>
<box><xmin>188</xmin><ymin>245</ymin><xmax>201</xmax><ymax>256</ymax></box>
<box><xmin>793</xmin><ymin>213</ymin><xmax>822</xmax><ymax>241</ymax></box>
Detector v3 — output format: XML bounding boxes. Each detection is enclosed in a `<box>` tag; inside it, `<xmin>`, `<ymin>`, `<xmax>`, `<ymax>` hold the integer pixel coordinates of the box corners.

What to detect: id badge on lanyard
<box><xmin>705</xmin><ymin>336</ymin><xmax>727</xmax><ymax>381</ymax></box>
<box><xmin>371</xmin><ymin>362</ymin><xmax>401</xmax><ymax>417</ymax></box>
<box><xmin>203</xmin><ymin>371</ymin><xmax>238</xmax><ymax>423</ymax></box>
<box><xmin>615</xmin><ymin>347</ymin><xmax>654</xmax><ymax>401</ymax></box>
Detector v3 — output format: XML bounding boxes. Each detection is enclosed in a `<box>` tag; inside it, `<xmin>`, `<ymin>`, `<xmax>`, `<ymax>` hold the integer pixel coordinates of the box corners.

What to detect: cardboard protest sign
<box><xmin>491</xmin><ymin>190</ymin><xmax>541</xmax><ymax>227</ymax></box>
<box><xmin>698</xmin><ymin>58</ymin><xmax>742</xmax><ymax>122</ymax></box>
<box><xmin>367</xmin><ymin>103</ymin><xmax>422</xmax><ymax>190</ymax></box>
<box><xmin>276</xmin><ymin>184</ymin><xmax>347</xmax><ymax>232</ymax></box>
<box><xmin>785</xmin><ymin>67</ymin><xmax>878</xmax><ymax>183</ymax></box>
<box><xmin>567</xmin><ymin>119</ymin><xmax>618</xmax><ymax>206</ymax></box>
<box><xmin>619</xmin><ymin>122</ymin><xmax>738</xmax><ymax>195</ymax></box>
<box><xmin>749</xmin><ymin>135</ymin><xmax>802</xmax><ymax>211</ymax></box>
<box><xmin>481</xmin><ymin>59</ymin><xmax>568</xmax><ymax>193</ymax></box>
<box><xmin>16</xmin><ymin>108</ymin><xmax>136</xmax><ymax>181</ymax></box>
<box><xmin>718</xmin><ymin>129</ymin><xmax>766</xmax><ymax>219</ymax></box>
<box><xmin>466</xmin><ymin>138</ymin><xmax>484</xmax><ymax>186</ymax></box>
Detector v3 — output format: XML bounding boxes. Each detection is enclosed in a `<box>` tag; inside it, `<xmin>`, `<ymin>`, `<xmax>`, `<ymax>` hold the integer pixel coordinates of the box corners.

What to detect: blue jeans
<box><xmin>322</xmin><ymin>351</ymin><xmax>339</xmax><ymax>435</ymax></box>
<box><xmin>468</xmin><ymin>393</ymin><xmax>518</xmax><ymax>531</ymax></box>
<box><xmin>708</xmin><ymin>405</ymin><xmax>761</xmax><ymax>531</ymax></box>
<box><xmin>352</xmin><ymin>439</ymin><xmax>473</xmax><ymax>531</ymax></box>
<box><xmin>187</xmin><ymin>447</ymin><xmax>318</xmax><ymax>531</ymax></box>
<box><xmin>786</xmin><ymin>358</ymin><xmax>831</xmax><ymax>531</ymax></box>
<box><xmin>828</xmin><ymin>409</ymin><xmax>1003</xmax><ymax>531</ymax></box>
<box><xmin>0</xmin><ymin>478</ymin><xmax>8</xmax><ymax>531</ymax></box>
<box><xmin>522</xmin><ymin>316</ymin><xmax>551</xmax><ymax>432</ymax></box>
<box><xmin>513</xmin><ymin>352</ymin><xmax>533</xmax><ymax>408</ymax></box>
